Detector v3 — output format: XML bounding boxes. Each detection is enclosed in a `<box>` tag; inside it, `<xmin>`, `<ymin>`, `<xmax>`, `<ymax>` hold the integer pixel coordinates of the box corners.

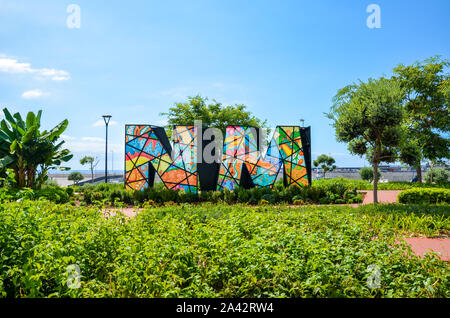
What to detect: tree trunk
<box><xmin>429</xmin><ymin>162</ymin><xmax>434</xmax><ymax>184</ymax></box>
<box><xmin>26</xmin><ymin>166</ymin><xmax>36</xmax><ymax>188</ymax></box>
<box><xmin>13</xmin><ymin>167</ymin><xmax>20</xmax><ymax>186</ymax></box>
<box><xmin>18</xmin><ymin>168</ymin><xmax>26</xmax><ymax>188</ymax></box>
<box><xmin>373</xmin><ymin>162</ymin><xmax>379</xmax><ymax>204</ymax></box>
<box><xmin>373</xmin><ymin>137</ymin><xmax>381</xmax><ymax>205</ymax></box>
<box><xmin>415</xmin><ymin>164</ymin><xmax>422</xmax><ymax>183</ymax></box>
<box><xmin>91</xmin><ymin>167</ymin><xmax>94</xmax><ymax>184</ymax></box>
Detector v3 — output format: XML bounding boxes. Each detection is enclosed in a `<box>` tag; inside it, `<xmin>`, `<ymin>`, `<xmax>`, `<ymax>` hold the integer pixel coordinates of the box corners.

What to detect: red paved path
<box><xmin>360</xmin><ymin>190</ymin><xmax>402</xmax><ymax>204</ymax></box>
<box><xmin>398</xmin><ymin>238</ymin><xmax>450</xmax><ymax>261</ymax></box>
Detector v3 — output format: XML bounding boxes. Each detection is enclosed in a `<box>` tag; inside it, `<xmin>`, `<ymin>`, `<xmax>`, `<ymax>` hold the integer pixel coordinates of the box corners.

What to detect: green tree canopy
<box><xmin>68</xmin><ymin>171</ymin><xmax>84</xmax><ymax>185</ymax></box>
<box><xmin>80</xmin><ymin>156</ymin><xmax>99</xmax><ymax>183</ymax></box>
<box><xmin>160</xmin><ymin>95</ymin><xmax>268</xmax><ymax>135</ymax></box>
<box><xmin>313</xmin><ymin>154</ymin><xmax>336</xmax><ymax>178</ymax></box>
<box><xmin>393</xmin><ymin>56</ymin><xmax>450</xmax><ymax>182</ymax></box>
<box><xmin>328</xmin><ymin>78</ymin><xmax>404</xmax><ymax>203</ymax></box>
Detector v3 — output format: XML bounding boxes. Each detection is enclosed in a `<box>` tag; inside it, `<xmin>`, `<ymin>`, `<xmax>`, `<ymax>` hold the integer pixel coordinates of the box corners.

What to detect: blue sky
<box><xmin>0</xmin><ymin>0</ymin><xmax>448</xmax><ymax>171</ymax></box>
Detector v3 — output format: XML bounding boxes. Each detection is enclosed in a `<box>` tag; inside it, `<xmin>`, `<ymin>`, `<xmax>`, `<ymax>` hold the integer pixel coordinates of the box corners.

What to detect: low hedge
<box><xmin>314</xmin><ymin>177</ymin><xmax>450</xmax><ymax>190</ymax></box>
<box><xmin>76</xmin><ymin>181</ymin><xmax>363</xmax><ymax>206</ymax></box>
<box><xmin>398</xmin><ymin>188</ymin><xmax>450</xmax><ymax>204</ymax></box>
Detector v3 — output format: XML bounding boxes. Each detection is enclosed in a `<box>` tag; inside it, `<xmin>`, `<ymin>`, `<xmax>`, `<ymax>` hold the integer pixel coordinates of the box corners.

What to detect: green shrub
<box><xmin>34</xmin><ymin>188</ymin><xmax>70</xmax><ymax>204</ymax></box>
<box><xmin>41</xmin><ymin>179</ymin><xmax>59</xmax><ymax>188</ymax></box>
<box><xmin>223</xmin><ymin>189</ymin><xmax>236</xmax><ymax>204</ymax></box>
<box><xmin>359</xmin><ymin>167</ymin><xmax>382</xmax><ymax>182</ymax></box>
<box><xmin>398</xmin><ymin>188</ymin><xmax>450</xmax><ymax>204</ymax></box>
<box><xmin>424</xmin><ymin>168</ymin><xmax>450</xmax><ymax>184</ymax></box>
<box><xmin>50</xmin><ymin>178</ymin><xmax>448</xmax><ymax>207</ymax></box>
<box><xmin>237</xmin><ymin>188</ymin><xmax>251</xmax><ymax>203</ymax></box>
<box><xmin>65</xmin><ymin>187</ymin><xmax>74</xmax><ymax>196</ymax></box>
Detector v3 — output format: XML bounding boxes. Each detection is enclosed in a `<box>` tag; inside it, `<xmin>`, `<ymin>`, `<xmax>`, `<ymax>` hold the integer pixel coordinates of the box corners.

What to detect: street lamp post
<box><xmin>300</xmin><ymin>118</ymin><xmax>305</xmax><ymax>127</ymax></box>
<box><xmin>102</xmin><ymin>115</ymin><xmax>112</xmax><ymax>183</ymax></box>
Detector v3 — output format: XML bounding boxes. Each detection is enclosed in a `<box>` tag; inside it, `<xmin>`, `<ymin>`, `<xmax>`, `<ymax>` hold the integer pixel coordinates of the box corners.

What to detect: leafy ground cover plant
<box><xmin>0</xmin><ymin>186</ymin><xmax>71</xmax><ymax>204</ymax></box>
<box><xmin>0</xmin><ymin>200</ymin><xmax>448</xmax><ymax>298</ymax></box>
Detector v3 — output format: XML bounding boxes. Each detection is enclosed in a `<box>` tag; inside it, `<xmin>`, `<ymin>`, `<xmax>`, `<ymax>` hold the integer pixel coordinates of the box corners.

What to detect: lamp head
<box><xmin>299</xmin><ymin>118</ymin><xmax>305</xmax><ymax>127</ymax></box>
<box><xmin>102</xmin><ymin>115</ymin><xmax>112</xmax><ymax>125</ymax></box>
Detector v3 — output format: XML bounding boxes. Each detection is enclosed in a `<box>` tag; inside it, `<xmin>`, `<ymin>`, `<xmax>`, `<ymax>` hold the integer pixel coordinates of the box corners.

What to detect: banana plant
<box><xmin>0</xmin><ymin>108</ymin><xmax>73</xmax><ymax>188</ymax></box>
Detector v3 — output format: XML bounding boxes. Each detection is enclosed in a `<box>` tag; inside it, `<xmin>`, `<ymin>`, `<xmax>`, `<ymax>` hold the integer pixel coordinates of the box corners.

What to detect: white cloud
<box><xmin>64</xmin><ymin>139</ymin><xmax>123</xmax><ymax>154</ymax></box>
<box><xmin>211</xmin><ymin>82</ymin><xmax>225</xmax><ymax>88</ymax></box>
<box><xmin>81</xmin><ymin>137</ymin><xmax>104</xmax><ymax>142</ymax></box>
<box><xmin>21</xmin><ymin>89</ymin><xmax>49</xmax><ymax>99</ymax></box>
<box><xmin>0</xmin><ymin>56</ymin><xmax>70</xmax><ymax>81</ymax></box>
<box><xmin>60</xmin><ymin>134</ymin><xmax>76</xmax><ymax>141</ymax></box>
<box><xmin>92</xmin><ymin>119</ymin><xmax>118</xmax><ymax>127</ymax></box>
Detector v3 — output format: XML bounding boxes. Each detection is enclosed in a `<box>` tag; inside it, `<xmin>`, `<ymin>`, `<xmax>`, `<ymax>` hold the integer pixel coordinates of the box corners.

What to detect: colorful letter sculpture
<box><xmin>125</xmin><ymin>125</ymin><xmax>198</xmax><ymax>192</ymax></box>
<box><xmin>274</xmin><ymin>126</ymin><xmax>310</xmax><ymax>187</ymax></box>
<box><xmin>125</xmin><ymin>124</ymin><xmax>311</xmax><ymax>192</ymax></box>
<box><xmin>216</xmin><ymin>126</ymin><xmax>310</xmax><ymax>190</ymax></box>
<box><xmin>216</xmin><ymin>126</ymin><xmax>282</xmax><ymax>190</ymax></box>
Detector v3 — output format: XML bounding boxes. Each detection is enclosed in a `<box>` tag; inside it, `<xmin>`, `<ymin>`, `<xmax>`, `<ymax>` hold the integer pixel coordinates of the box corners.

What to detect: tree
<box><xmin>359</xmin><ymin>167</ymin><xmax>382</xmax><ymax>183</ymax></box>
<box><xmin>0</xmin><ymin>108</ymin><xmax>73</xmax><ymax>188</ymax></box>
<box><xmin>68</xmin><ymin>171</ymin><xmax>84</xmax><ymax>185</ymax></box>
<box><xmin>80</xmin><ymin>156</ymin><xmax>99</xmax><ymax>183</ymax></box>
<box><xmin>424</xmin><ymin>167</ymin><xmax>450</xmax><ymax>184</ymax></box>
<box><xmin>393</xmin><ymin>56</ymin><xmax>450</xmax><ymax>182</ymax></box>
<box><xmin>327</xmin><ymin>78</ymin><xmax>404</xmax><ymax>203</ymax></box>
<box><xmin>160</xmin><ymin>95</ymin><xmax>268</xmax><ymax>135</ymax></box>
<box><xmin>313</xmin><ymin>154</ymin><xmax>336</xmax><ymax>178</ymax></box>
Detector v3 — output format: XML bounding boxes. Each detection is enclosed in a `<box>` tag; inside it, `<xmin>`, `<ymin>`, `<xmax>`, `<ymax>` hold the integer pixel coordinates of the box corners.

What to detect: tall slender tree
<box><xmin>80</xmin><ymin>156</ymin><xmax>99</xmax><ymax>183</ymax></box>
<box><xmin>328</xmin><ymin>78</ymin><xmax>404</xmax><ymax>203</ymax></box>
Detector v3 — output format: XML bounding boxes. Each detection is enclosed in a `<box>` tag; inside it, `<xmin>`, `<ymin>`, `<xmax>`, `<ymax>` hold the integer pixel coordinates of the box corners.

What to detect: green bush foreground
<box><xmin>0</xmin><ymin>200</ymin><xmax>448</xmax><ymax>298</ymax></box>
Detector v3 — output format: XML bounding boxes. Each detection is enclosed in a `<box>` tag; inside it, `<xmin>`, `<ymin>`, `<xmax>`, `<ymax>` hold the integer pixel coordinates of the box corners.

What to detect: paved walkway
<box><xmin>398</xmin><ymin>238</ymin><xmax>450</xmax><ymax>261</ymax></box>
<box><xmin>360</xmin><ymin>190</ymin><xmax>402</xmax><ymax>204</ymax></box>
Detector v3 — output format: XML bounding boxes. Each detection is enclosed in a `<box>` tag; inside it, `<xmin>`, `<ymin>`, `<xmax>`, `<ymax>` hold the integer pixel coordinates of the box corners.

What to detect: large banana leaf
<box><xmin>26</xmin><ymin>112</ymin><xmax>36</xmax><ymax>129</ymax></box>
<box><xmin>2</xmin><ymin>108</ymin><xmax>15</xmax><ymax>124</ymax></box>
<box><xmin>41</xmin><ymin>119</ymin><xmax>69</xmax><ymax>141</ymax></box>
<box><xmin>13</xmin><ymin>112</ymin><xmax>26</xmax><ymax>130</ymax></box>
<box><xmin>0</xmin><ymin>155</ymin><xmax>14</xmax><ymax>169</ymax></box>
<box><xmin>22</xmin><ymin>125</ymin><xmax>38</xmax><ymax>143</ymax></box>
